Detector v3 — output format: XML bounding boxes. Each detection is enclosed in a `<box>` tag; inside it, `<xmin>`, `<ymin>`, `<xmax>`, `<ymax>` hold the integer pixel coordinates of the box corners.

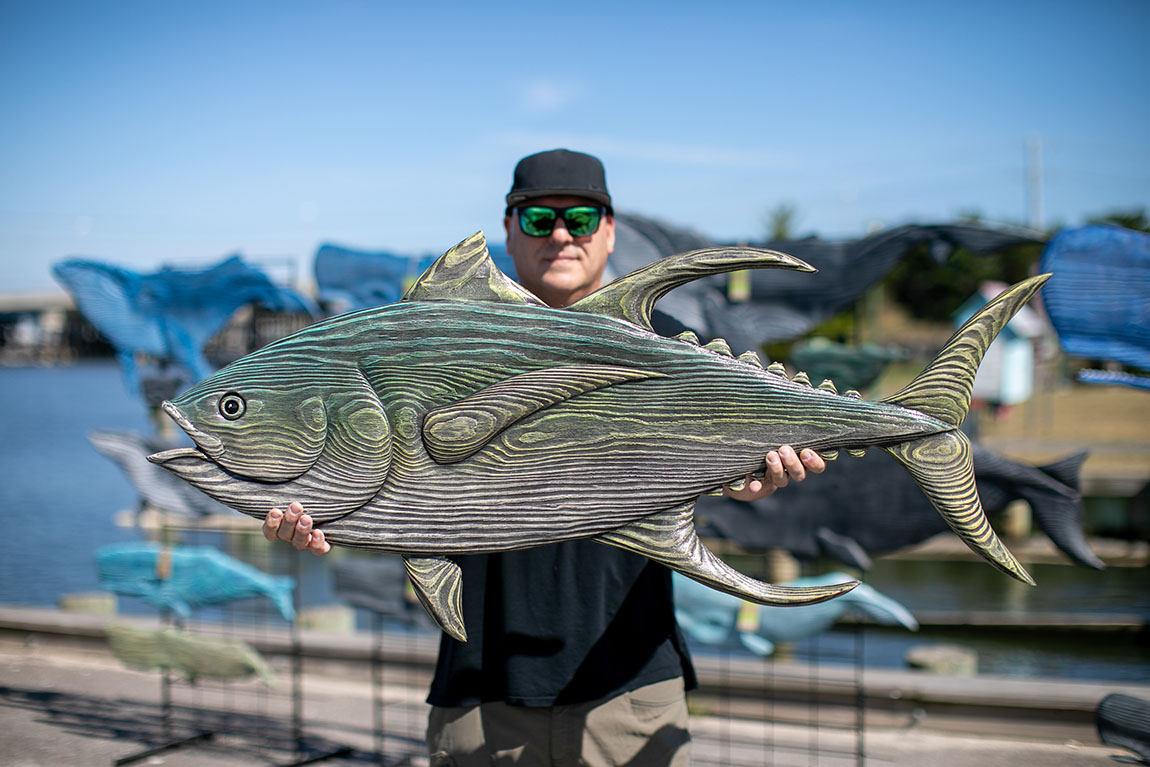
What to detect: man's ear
<box><xmin>604</xmin><ymin>213</ymin><xmax>615</xmax><ymax>255</ymax></box>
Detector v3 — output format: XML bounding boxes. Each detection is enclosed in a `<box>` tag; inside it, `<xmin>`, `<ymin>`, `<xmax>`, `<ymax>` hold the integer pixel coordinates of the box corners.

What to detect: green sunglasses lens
<box><xmin>520</xmin><ymin>207</ymin><xmax>558</xmax><ymax>236</ymax></box>
<box><xmin>518</xmin><ymin>206</ymin><xmax>603</xmax><ymax>237</ymax></box>
<box><xmin>562</xmin><ymin>206</ymin><xmax>602</xmax><ymax>236</ymax></box>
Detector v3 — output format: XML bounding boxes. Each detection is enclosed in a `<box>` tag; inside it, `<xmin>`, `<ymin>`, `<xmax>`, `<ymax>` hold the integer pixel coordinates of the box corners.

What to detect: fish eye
<box><xmin>219</xmin><ymin>393</ymin><xmax>246</xmax><ymax>420</ymax></box>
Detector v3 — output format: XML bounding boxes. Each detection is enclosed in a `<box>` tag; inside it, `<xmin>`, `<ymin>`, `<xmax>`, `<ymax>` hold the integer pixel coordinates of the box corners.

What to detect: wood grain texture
<box><xmin>149</xmin><ymin>232</ymin><xmax>1050</xmax><ymax>637</ymax></box>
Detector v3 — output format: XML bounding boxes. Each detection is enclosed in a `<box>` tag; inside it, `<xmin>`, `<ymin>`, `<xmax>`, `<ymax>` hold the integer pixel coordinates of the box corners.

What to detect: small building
<box><xmin>952</xmin><ymin>281</ymin><xmax>1047</xmax><ymax>406</ymax></box>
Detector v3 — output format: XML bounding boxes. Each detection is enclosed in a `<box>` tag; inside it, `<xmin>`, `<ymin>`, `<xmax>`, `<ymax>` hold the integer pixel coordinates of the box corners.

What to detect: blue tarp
<box><xmin>1040</xmin><ymin>225</ymin><xmax>1150</xmax><ymax>372</ymax></box>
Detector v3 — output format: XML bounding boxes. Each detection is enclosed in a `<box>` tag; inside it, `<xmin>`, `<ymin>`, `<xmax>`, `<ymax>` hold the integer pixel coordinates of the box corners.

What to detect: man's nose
<box><xmin>549</xmin><ymin>217</ymin><xmax>574</xmax><ymax>243</ymax></box>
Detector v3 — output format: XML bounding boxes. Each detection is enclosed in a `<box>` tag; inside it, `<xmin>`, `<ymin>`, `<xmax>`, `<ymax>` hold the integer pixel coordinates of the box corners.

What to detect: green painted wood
<box><xmin>149</xmin><ymin>231</ymin><xmax>1050</xmax><ymax>640</ymax></box>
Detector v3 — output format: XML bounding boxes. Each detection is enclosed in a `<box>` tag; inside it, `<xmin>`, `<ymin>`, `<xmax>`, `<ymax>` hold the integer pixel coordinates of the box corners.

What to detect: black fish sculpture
<box><xmin>149</xmin><ymin>232</ymin><xmax>1050</xmax><ymax>641</ymax></box>
<box><xmin>694</xmin><ymin>447</ymin><xmax>1102</xmax><ymax>570</ymax></box>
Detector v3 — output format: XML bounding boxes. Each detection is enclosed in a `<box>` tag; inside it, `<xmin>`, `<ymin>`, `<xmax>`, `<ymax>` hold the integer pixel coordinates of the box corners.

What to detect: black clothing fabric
<box><xmin>426</xmin><ymin>309</ymin><xmax>697</xmax><ymax>708</ymax></box>
<box><xmin>426</xmin><ymin>542</ymin><xmax>697</xmax><ymax>707</ymax></box>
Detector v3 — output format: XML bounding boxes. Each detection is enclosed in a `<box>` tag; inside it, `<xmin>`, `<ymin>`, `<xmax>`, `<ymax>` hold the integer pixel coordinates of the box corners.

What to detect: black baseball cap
<box><xmin>505</xmin><ymin>149</ymin><xmax>612</xmax><ymax>213</ymax></box>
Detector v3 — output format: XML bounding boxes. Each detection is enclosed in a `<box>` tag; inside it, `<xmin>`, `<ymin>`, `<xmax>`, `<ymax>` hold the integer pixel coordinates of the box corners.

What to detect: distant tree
<box><xmin>764</xmin><ymin>202</ymin><xmax>798</xmax><ymax>241</ymax></box>
<box><xmin>883</xmin><ymin>238</ymin><xmax>1044</xmax><ymax>322</ymax></box>
<box><xmin>1087</xmin><ymin>208</ymin><xmax>1149</xmax><ymax>232</ymax></box>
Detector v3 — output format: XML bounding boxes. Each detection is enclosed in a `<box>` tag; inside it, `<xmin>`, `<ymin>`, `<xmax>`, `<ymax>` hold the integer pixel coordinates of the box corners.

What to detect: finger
<box><xmin>778</xmin><ymin>445</ymin><xmax>806</xmax><ymax>483</ymax></box>
<box><xmin>800</xmin><ymin>448</ymin><xmax>826</xmax><ymax>474</ymax></box>
<box><xmin>765</xmin><ymin>450</ymin><xmax>789</xmax><ymax>487</ymax></box>
<box><xmin>723</xmin><ymin>476</ymin><xmax>760</xmax><ymax>497</ymax></box>
<box><xmin>308</xmin><ymin>529</ymin><xmax>331</xmax><ymax>556</ymax></box>
<box><xmin>278</xmin><ymin>504</ymin><xmax>301</xmax><ymax>542</ymax></box>
<box><xmin>263</xmin><ymin>508</ymin><xmax>283</xmax><ymax>541</ymax></box>
<box><xmin>291</xmin><ymin>514</ymin><xmax>313</xmax><ymax>550</ymax></box>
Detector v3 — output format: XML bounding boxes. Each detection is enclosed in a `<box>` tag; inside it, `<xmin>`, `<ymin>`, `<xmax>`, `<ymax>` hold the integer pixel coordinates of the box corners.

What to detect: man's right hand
<box><xmin>263</xmin><ymin>501</ymin><xmax>332</xmax><ymax>556</ymax></box>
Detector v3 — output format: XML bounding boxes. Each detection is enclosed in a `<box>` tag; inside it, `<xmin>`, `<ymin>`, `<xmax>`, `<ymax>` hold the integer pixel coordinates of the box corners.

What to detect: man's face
<box><xmin>504</xmin><ymin>195</ymin><xmax>615</xmax><ymax>309</ymax></box>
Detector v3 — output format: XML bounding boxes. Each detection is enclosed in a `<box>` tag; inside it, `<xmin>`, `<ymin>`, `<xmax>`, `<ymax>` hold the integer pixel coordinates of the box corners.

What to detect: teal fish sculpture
<box><xmin>96</xmin><ymin>542</ymin><xmax>296</xmax><ymax>621</ymax></box>
<box><xmin>673</xmin><ymin>571</ymin><xmax>918</xmax><ymax>657</ymax></box>
<box><xmin>149</xmin><ymin>232</ymin><xmax>1050</xmax><ymax>642</ymax></box>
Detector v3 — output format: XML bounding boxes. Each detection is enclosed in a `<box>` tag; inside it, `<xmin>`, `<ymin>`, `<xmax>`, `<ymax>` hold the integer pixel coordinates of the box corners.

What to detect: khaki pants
<box><xmin>427</xmin><ymin>677</ymin><xmax>691</xmax><ymax>766</ymax></box>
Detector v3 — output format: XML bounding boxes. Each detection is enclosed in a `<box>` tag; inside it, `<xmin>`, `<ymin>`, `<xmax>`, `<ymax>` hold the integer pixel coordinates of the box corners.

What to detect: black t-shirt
<box><xmin>426</xmin><ymin>309</ymin><xmax>699</xmax><ymax>708</ymax></box>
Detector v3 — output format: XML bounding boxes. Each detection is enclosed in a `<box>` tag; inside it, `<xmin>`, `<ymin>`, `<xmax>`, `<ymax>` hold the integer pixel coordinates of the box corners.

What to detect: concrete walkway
<box><xmin>0</xmin><ymin>633</ymin><xmax>1136</xmax><ymax>767</ymax></box>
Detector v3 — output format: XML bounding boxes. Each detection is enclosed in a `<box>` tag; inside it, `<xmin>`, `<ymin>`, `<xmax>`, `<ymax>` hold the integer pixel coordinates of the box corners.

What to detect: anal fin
<box><xmin>596</xmin><ymin>503</ymin><xmax>858</xmax><ymax>606</ymax></box>
<box><xmin>403</xmin><ymin>556</ymin><xmax>467</xmax><ymax>642</ymax></box>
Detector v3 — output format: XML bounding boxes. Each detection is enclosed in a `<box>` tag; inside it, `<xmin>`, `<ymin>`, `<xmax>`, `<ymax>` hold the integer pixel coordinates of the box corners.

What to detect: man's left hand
<box><xmin>724</xmin><ymin>445</ymin><xmax>825</xmax><ymax>501</ymax></box>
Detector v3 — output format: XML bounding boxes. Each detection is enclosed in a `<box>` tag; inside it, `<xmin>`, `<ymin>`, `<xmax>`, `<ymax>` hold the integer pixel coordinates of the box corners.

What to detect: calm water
<box><xmin>1</xmin><ymin>362</ymin><xmax>1147</xmax><ymax>682</ymax></box>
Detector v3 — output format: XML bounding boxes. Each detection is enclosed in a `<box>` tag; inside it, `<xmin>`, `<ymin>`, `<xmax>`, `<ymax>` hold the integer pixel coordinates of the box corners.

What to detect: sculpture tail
<box><xmin>267</xmin><ymin>576</ymin><xmax>297</xmax><ymax>623</ymax></box>
<box><xmin>879</xmin><ymin>275</ymin><xmax>1051</xmax><ymax>586</ymax></box>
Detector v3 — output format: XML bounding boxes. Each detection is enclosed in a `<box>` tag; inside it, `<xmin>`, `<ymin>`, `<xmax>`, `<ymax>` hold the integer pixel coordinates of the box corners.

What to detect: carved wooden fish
<box><xmin>149</xmin><ymin>232</ymin><xmax>1049</xmax><ymax>642</ymax></box>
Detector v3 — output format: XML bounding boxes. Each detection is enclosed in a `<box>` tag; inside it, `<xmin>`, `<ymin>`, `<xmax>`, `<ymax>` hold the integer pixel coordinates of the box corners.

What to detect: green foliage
<box><xmin>763</xmin><ymin>202</ymin><xmax>798</xmax><ymax>241</ymax></box>
<box><xmin>883</xmin><ymin>241</ymin><xmax>1044</xmax><ymax>322</ymax></box>
<box><xmin>1087</xmin><ymin>208</ymin><xmax>1149</xmax><ymax>232</ymax></box>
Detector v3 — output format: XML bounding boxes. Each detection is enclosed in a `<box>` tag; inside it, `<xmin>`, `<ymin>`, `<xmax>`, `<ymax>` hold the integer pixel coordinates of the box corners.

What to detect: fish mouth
<box><xmin>147</xmin><ymin>445</ymin><xmax>209</xmax><ymax>467</ymax></box>
<box><xmin>157</xmin><ymin>400</ymin><xmax>224</xmax><ymax>459</ymax></box>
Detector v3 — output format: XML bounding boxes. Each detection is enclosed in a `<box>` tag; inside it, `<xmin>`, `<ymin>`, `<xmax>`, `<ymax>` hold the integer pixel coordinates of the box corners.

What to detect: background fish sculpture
<box><xmin>1039</xmin><ymin>225</ymin><xmax>1150</xmax><ymax>389</ymax></box>
<box><xmin>315</xmin><ymin>242</ymin><xmax>520</xmax><ymax>314</ymax></box>
<box><xmin>610</xmin><ymin>213</ymin><xmax>1044</xmax><ymax>348</ymax></box>
<box><xmin>149</xmin><ymin>232</ymin><xmax>1050</xmax><ymax>642</ymax></box>
<box><xmin>52</xmin><ymin>255</ymin><xmax>318</xmax><ymax>396</ymax></box>
<box><xmin>694</xmin><ymin>447</ymin><xmax>1102</xmax><ymax>570</ymax></box>
<box><xmin>105</xmin><ymin>623</ymin><xmax>274</xmax><ymax>684</ymax></box>
<box><xmin>330</xmin><ymin>556</ymin><xmax>437</xmax><ymax>630</ymax></box>
<box><xmin>672</xmin><ymin>571</ymin><xmax>918</xmax><ymax>657</ymax></box>
<box><xmin>89</xmin><ymin>430</ymin><xmax>232</xmax><ymax>518</ymax></box>
<box><xmin>97</xmin><ymin>542</ymin><xmax>296</xmax><ymax>621</ymax></box>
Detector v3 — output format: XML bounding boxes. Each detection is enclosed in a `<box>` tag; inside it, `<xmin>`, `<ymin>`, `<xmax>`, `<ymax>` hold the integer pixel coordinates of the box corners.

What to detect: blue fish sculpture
<box><xmin>673</xmin><ymin>571</ymin><xmax>918</xmax><ymax>656</ymax></box>
<box><xmin>96</xmin><ymin>542</ymin><xmax>295</xmax><ymax>621</ymax></box>
<box><xmin>149</xmin><ymin>233</ymin><xmax>1049</xmax><ymax>641</ymax></box>
<box><xmin>315</xmin><ymin>242</ymin><xmax>519</xmax><ymax>314</ymax></box>
<box><xmin>53</xmin><ymin>255</ymin><xmax>318</xmax><ymax>393</ymax></box>
<box><xmin>1040</xmin><ymin>225</ymin><xmax>1150</xmax><ymax>381</ymax></box>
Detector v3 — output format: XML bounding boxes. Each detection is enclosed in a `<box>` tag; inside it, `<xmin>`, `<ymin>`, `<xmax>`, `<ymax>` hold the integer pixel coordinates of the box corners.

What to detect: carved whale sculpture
<box><xmin>695</xmin><ymin>447</ymin><xmax>1103</xmax><ymax>570</ymax></box>
<box><xmin>672</xmin><ymin>571</ymin><xmax>918</xmax><ymax>656</ymax></box>
<box><xmin>97</xmin><ymin>542</ymin><xmax>296</xmax><ymax>621</ymax></box>
<box><xmin>106</xmin><ymin>623</ymin><xmax>274</xmax><ymax>684</ymax></box>
<box><xmin>149</xmin><ymin>232</ymin><xmax>1049</xmax><ymax>642</ymax></box>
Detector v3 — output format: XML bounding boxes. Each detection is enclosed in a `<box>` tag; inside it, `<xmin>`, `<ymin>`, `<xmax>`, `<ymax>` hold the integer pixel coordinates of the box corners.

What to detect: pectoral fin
<box><xmin>403</xmin><ymin>556</ymin><xmax>466</xmax><ymax>642</ymax></box>
<box><xmin>423</xmin><ymin>365</ymin><xmax>663</xmax><ymax>463</ymax></box>
<box><xmin>597</xmin><ymin>502</ymin><xmax>859</xmax><ymax>606</ymax></box>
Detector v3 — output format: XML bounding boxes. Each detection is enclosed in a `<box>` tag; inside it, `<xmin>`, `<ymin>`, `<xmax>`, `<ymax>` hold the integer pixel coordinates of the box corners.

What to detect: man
<box><xmin>265</xmin><ymin>149</ymin><xmax>824</xmax><ymax>765</ymax></box>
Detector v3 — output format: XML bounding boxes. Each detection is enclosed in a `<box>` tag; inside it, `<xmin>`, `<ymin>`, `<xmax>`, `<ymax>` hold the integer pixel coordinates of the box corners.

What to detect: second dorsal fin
<box><xmin>567</xmin><ymin>246</ymin><xmax>814</xmax><ymax>330</ymax></box>
<box><xmin>404</xmin><ymin>232</ymin><xmax>546</xmax><ymax>306</ymax></box>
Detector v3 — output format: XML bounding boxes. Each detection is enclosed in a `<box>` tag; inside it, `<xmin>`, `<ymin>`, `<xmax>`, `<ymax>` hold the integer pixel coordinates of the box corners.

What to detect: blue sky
<box><xmin>2</xmin><ymin>0</ymin><xmax>1147</xmax><ymax>294</ymax></box>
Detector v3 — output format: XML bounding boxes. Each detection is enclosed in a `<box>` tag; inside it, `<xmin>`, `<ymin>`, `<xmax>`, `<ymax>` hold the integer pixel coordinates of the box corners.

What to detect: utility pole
<box><xmin>1025</xmin><ymin>135</ymin><xmax>1044</xmax><ymax>231</ymax></box>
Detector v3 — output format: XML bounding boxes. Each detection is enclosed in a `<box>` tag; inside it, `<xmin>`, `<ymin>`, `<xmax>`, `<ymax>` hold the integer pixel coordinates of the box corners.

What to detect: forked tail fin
<box><xmin>884</xmin><ymin>431</ymin><xmax>1034</xmax><ymax>584</ymax></box>
<box><xmin>879</xmin><ymin>274</ymin><xmax>1051</xmax><ymax>586</ymax></box>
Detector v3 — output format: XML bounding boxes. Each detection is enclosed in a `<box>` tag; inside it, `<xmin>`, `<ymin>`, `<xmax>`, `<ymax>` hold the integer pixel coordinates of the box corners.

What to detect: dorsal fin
<box><xmin>1038</xmin><ymin>450</ymin><xmax>1089</xmax><ymax>493</ymax></box>
<box><xmin>404</xmin><ymin>232</ymin><xmax>546</xmax><ymax>306</ymax></box>
<box><xmin>567</xmin><ymin>246</ymin><xmax>815</xmax><ymax>330</ymax></box>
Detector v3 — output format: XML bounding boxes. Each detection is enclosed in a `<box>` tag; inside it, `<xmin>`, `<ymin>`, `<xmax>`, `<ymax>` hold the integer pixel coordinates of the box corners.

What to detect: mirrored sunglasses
<box><xmin>517</xmin><ymin>205</ymin><xmax>604</xmax><ymax>238</ymax></box>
